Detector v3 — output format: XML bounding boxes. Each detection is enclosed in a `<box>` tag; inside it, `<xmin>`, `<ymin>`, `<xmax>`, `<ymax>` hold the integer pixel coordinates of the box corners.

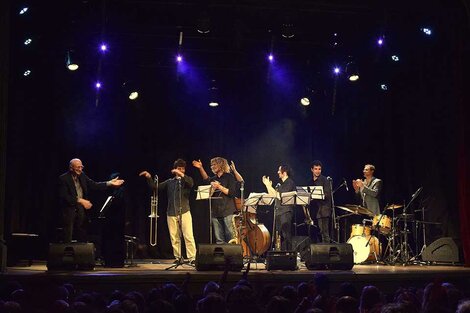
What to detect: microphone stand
<box><xmin>331</xmin><ymin>178</ymin><xmax>348</xmax><ymax>243</ymax></box>
<box><xmin>166</xmin><ymin>177</ymin><xmax>193</xmax><ymax>270</ymax></box>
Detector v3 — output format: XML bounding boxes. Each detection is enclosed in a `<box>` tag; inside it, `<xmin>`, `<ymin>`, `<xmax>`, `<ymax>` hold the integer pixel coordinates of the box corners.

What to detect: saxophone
<box><xmin>228</xmin><ymin>214</ymin><xmax>241</xmax><ymax>244</ymax></box>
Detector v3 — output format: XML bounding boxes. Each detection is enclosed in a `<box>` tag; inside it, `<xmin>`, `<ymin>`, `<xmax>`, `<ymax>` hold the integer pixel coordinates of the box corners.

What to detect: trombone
<box><xmin>149</xmin><ymin>174</ymin><xmax>159</xmax><ymax>246</ymax></box>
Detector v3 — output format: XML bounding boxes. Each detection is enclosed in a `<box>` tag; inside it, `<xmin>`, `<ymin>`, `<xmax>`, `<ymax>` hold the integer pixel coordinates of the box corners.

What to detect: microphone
<box><xmin>326</xmin><ymin>176</ymin><xmax>332</xmax><ymax>181</ymax></box>
<box><xmin>275</xmin><ymin>183</ymin><xmax>281</xmax><ymax>189</ymax></box>
<box><xmin>153</xmin><ymin>174</ymin><xmax>158</xmax><ymax>183</ymax></box>
<box><xmin>343</xmin><ymin>178</ymin><xmax>349</xmax><ymax>191</ymax></box>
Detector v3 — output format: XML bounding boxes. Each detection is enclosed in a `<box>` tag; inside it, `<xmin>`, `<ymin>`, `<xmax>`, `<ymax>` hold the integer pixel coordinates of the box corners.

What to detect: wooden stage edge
<box><xmin>3</xmin><ymin>260</ymin><xmax>470</xmax><ymax>295</ymax></box>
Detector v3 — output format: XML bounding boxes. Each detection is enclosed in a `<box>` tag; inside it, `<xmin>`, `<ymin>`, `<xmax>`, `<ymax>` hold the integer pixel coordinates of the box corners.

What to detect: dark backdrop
<box><xmin>3</xmin><ymin>0</ymin><xmax>469</xmax><ymax>261</ymax></box>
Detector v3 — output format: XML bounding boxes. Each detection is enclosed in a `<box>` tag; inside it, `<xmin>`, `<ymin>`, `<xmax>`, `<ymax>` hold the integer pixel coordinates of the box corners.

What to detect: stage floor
<box><xmin>4</xmin><ymin>260</ymin><xmax>470</xmax><ymax>296</ymax></box>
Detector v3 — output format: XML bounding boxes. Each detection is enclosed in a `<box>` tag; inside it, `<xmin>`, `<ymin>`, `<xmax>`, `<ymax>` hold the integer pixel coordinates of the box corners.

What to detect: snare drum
<box><xmin>350</xmin><ymin>224</ymin><xmax>371</xmax><ymax>237</ymax></box>
<box><xmin>372</xmin><ymin>214</ymin><xmax>392</xmax><ymax>234</ymax></box>
<box><xmin>347</xmin><ymin>235</ymin><xmax>381</xmax><ymax>264</ymax></box>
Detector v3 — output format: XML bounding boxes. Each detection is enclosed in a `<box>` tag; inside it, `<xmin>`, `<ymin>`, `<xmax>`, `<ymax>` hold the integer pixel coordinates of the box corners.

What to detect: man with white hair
<box><xmin>58</xmin><ymin>158</ymin><xmax>124</xmax><ymax>243</ymax></box>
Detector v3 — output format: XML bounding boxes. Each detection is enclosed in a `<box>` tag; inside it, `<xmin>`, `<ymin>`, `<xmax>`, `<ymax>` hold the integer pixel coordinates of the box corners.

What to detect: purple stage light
<box><xmin>95</xmin><ymin>82</ymin><xmax>102</xmax><ymax>89</ymax></box>
<box><xmin>176</xmin><ymin>55</ymin><xmax>183</xmax><ymax>62</ymax></box>
<box><xmin>268</xmin><ymin>54</ymin><xmax>274</xmax><ymax>62</ymax></box>
<box><xmin>377</xmin><ymin>38</ymin><xmax>384</xmax><ymax>46</ymax></box>
<box><xmin>333</xmin><ymin>67</ymin><xmax>340</xmax><ymax>75</ymax></box>
<box><xmin>100</xmin><ymin>44</ymin><xmax>107</xmax><ymax>52</ymax></box>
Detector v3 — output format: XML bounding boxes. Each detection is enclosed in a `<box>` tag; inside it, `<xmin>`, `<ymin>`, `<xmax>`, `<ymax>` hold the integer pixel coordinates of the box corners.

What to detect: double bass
<box><xmin>233</xmin><ymin>197</ymin><xmax>271</xmax><ymax>257</ymax></box>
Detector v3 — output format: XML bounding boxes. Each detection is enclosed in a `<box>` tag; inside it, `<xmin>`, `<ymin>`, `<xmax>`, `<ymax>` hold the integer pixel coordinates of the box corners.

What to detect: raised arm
<box><xmin>262</xmin><ymin>175</ymin><xmax>277</xmax><ymax>196</ymax></box>
<box><xmin>230</xmin><ymin>160</ymin><xmax>244</xmax><ymax>182</ymax></box>
<box><xmin>192</xmin><ymin>159</ymin><xmax>209</xmax><ymax>180</ymax></box>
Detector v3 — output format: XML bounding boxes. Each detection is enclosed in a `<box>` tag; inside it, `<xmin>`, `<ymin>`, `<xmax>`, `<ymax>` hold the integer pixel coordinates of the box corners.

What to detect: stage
<box><xmin>3</xmin><ymin>260</ymin><xmax>470</xmax><ymax>299</ymax></box>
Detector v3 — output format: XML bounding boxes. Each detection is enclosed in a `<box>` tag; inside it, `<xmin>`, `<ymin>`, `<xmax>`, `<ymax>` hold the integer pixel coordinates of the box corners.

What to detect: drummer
<box><xmin>352</xmin><ymin>164</ymin><xmax>382</xmax><ymax>216</ymax></box>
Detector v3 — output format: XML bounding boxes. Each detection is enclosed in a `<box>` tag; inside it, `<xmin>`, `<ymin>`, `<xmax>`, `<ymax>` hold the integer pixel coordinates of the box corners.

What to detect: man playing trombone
<box><xmin>140</xmin><ymin>159</ymin><xmax>197</xmax><ymax>264</ymax></box>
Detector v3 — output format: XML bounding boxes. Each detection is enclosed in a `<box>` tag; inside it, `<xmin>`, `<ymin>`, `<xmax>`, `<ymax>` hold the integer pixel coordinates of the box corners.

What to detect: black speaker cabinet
<box><xmin>195</xmin><ymin>244</ymin><xmax>243</xmax><ymax>271</ymax></box>
<box><xmin>422</xmin><ymin>237</ymin><xmax>459</xmax><ymax>263</ymax></box>
<box><xmin>47</xmin><ymin>243</ymin><xmax>95</xmax><ymax>270</ymax></box>
<box><xmin>306</xmin><ymin>243</ymin><xmax>354</xmax><ymax>270</ymax></box>
<box><xmin>266</xmin><ymin>251</ymin><xmax>297</xmax><ymax>271</ymax></box>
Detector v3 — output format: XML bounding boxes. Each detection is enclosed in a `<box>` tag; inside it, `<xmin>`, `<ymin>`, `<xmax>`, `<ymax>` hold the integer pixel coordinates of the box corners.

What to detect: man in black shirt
<box><xmin>140</xmin><ymin>159</ymin><xmax>197</xmax><ymax>263</ymax></box>
<box><xmin>310</xmin><ymin>160</ymin><xmax>332</xmax><ymax>243</ymax></box>
<box><xmin>193</xmin><ymin>157</ymin><xmax>237</xmax><ymax>244</ymax></box>
<box><xmin>262</xmin><ymin>164</ymin><xmax>296</xmax><ymax>250</ymax></box>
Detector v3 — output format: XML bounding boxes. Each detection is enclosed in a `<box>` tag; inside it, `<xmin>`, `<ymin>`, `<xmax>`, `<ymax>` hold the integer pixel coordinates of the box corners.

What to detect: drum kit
<box><xmin>336</xmin><ymin>203</ymin><xmax>431</xmax><ymax>265</ymax></box>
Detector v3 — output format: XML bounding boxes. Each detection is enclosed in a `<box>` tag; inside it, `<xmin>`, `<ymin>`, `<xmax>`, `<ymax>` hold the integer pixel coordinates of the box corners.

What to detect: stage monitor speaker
<box><xmin>195</xmin><ymin>244</ymin><xmax>243</xmax><ymax>271</ymax></box>
<box><xmin>306</xmin><ymin>243</ymin><xmax>354</xmax><ymax>270</ymax></box>
<box><xmin>266</xmin><ymin>251</ymin><xmax>297</xmax><ymax>271</ymax></box>
<box><xmin>292</xmin><ymin>236</ymin><xmax>311</xmax><ymax>261</ymax></box>
<box><xmin>47</xmin><ymin>243</ymin><xmax>95</xmax><ymax>270</ymax></box>
<box><xmin>422</xmin><ymin>237</ymin><xmax>459</xmax><ymax>263</ymax></box>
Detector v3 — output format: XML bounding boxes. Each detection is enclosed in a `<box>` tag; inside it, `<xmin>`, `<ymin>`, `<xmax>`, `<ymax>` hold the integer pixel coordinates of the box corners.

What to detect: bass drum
<box><xmin>347</xmin><ymin>235</ymin><xmax>381</xmax><ymax>264</ymax></box>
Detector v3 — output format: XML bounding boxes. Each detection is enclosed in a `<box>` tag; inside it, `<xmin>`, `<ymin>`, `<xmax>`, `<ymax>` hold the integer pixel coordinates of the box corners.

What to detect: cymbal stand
<box><xmin>410</xmin><ymin>204</ymin><xmax>428</xmax><ymax>265</ymax></box>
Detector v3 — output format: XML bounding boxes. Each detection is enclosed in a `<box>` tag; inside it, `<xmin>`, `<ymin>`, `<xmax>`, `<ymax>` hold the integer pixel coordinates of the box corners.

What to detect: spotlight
<box><xmin>421</xmin><ymin>27</ymin><xmax>432</xmax><ymax>35</ymax></box>
<box><xmin>122</xmin><ymin>81</ymin><xmax>139</xmax><ymax>100</ymax></box>
<box><xmin>209</xmin><ymin>80</ymin><xmax>219</xmax><ymax>107</ymax></box>
<box><xmin>100</xmin><ymin>44</ymin><xmax>108</xmax><ymax>52</ymax></box>
<box><xmin>19</xmin><ymin>7</ymin><xmax>28</xmax><ymax>15</ymax></box>
<box><xmin>346</xmin><ymin>62</ymin><xmax>359</xmax><ymax>81</ymax></box>
<box><xmin>281</xmin><ymin>16</ymin><xmax>295</xmax><ymax>38</ymax></box>
<box><xmin>176</xmin><ymin>54</ymin><xmax>183</xmax><ymax>63</ymax></box>
<box><xmin>380</xmin><ymin>84</ymin><xmax>388</xmax><ymax>91</ymax></box>
<box><xmin>377</xmin><ymin>37</ymin><xmax>384</xmax><ymax>46</ymax></box>
<box><xmin>23</xmin><ymin>69</ymin><xmax>31</xmax><ymax>76</ymax></box>
<box><xmin>66</xmin><ymin>50</ymin><xmax>79</xmax><ymax>71</ymax></box>
<box><xmin>333</xmin><ymin>67</ymin><xmax>341</xmax><ymax>75</ymax></box>
<box><xmin>196</xmin><ymin>12</ymin><xmax>210</xmax><ymax>34</ymax></box>
<box><xmin>300</xmin><ymin>97</ymin><xmax>310</xmax><ymax>106</ymax></box>
<box><xmin>268</xmin><ymin>54</ymin><xmax>274</xmax><ymax>62</ymax></box>
<box><xmin>391</xmin><ymin>55</ymin><xmax>399</xmax><ymax>62</ymax></box>
<box><xmin>24</xmin><ymin>38</ymin><xmax>32</xmax><ymax>45</ymax></box>
<box><xmin>95</xmin><ymin>81</ymin><xmax>102</xmax><ymax>89</ymax></box>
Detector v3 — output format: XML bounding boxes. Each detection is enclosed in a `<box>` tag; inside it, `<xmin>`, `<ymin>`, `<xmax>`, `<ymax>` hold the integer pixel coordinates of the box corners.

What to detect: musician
<box><xmin>140</xmin><ymin>159</ymin><xmax>197</xmax><ymax>263</ymax></box>
<box><xmin>58</xmin><ymin>158</ymin><xmax>124</xmax><ymax>243</ymax></box>
<box><xmin>262</xmin><ymin>164</ymin><xmax>296</xmax><ymax>250</ymax></box>
<box><xmin>192</xmin><ymin>157</ymin><xmax>237</xmax><ymax>244</ymax></box>
<box><xmin>352</xmin><ymin>164</ymin><xmax>382</xmax><ymax>216</ymax></box>
<box><xmin>310</xmin><ymin>160</ymin><xmax>332</xmax><ymax>243</ymax></box>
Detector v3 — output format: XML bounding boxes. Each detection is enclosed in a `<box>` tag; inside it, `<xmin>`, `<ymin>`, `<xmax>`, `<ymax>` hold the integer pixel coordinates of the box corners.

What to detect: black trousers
<box><xmin>317</xmin><ymin>217</ymin><xmax>331</xmax><ymax>243</ymax></box>
<box><xmin>275</xmin><ymin>211</ymin><xmax>293</xmax><ymax>250</ymax></box>
<box><xmin>62</xmin><ymin>206</ymin><xmax>87</xmax><ymax>243</ymax></box>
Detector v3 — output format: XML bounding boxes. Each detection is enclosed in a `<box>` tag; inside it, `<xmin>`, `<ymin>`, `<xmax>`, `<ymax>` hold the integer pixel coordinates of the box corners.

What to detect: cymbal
<box><xmin>385</xmin><ymin>204</ymin><xmax>403</xmax><ymax>210</ymax></box>
<box><xmin>342</xmin><ymin>204</ymin><xmax>374</xmax><ymax>216</ymax></box>
<box><xmin>336</xmin><ymin>206</ymin><xmax>357</xmax><ymax>214</ymax></box>
<box><xmin>395</xmin><ymin>213</ymin><xmax>415</xmax><ymax>220</ymax></box>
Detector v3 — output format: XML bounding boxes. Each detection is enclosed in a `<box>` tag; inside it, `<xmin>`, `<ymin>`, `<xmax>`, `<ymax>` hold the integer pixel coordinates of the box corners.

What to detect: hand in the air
<box><xmin>230</xmin><ymin>160</ymin><xmax>237</xmax><ymax>172</ymax></box>
<box><xmin>262</xmin><ymin>175</ymin><xmax>272</xmax><ymax>187</ymax></box>
<box><xmin>192</xmin><ymin>159</ymin><xmax>202</xmax><ymax>169</ymax></box>
<box><xmin>109</xmin><ymin>177</ymin><xmax>125</xmax><ymax>186</ymax></box>
<box><xmin>139</xmin><ymin>171</ymin><xmax>151</xmax><ymax>179</ymax></box>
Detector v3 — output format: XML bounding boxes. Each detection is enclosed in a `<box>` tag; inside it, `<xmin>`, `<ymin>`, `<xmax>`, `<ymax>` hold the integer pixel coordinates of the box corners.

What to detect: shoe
<box><xmin>188</xmin><ymin>259</ymin><xmax>195</xmax><ymax>265</ymax></box>
<box><xmin>172</xmin><ymin>259</ymin><xmax>180</xmax><ymax>265</ymax></box>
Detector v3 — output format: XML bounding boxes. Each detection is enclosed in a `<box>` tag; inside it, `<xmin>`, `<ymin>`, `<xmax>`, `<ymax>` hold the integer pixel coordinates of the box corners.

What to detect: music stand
<box><xmin>196</xmin><ymin>185</ymin><xmax>221</xmax><ymax>244</ymax></box>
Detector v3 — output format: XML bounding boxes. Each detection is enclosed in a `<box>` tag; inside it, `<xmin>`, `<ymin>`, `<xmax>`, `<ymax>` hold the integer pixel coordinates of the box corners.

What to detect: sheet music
<box><xmin>280</xmin><ymin>191</ymin><xmax>297</xmax><ymax>205</ymax></box>
<box><xmin>196</xmin><ymin>185</ymin><xmax>212</xmax><ymax>200</ymax></box>
<box><xmin>297</xmin><ymin>186</ymin><xmax>325</xmax><ymax>200</ymax></box>
<box><xmin>244</xmin><ymin>192</ymin><xmax>275</xmax><ymax>206</ymax></box>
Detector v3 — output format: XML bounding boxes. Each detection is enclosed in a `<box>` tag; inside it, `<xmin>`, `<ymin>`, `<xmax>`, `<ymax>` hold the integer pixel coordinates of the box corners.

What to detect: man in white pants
<box><xmin>140</xmin><ymin>159</ymin><xmax>196</xmax><ymax>264</ymax></box>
